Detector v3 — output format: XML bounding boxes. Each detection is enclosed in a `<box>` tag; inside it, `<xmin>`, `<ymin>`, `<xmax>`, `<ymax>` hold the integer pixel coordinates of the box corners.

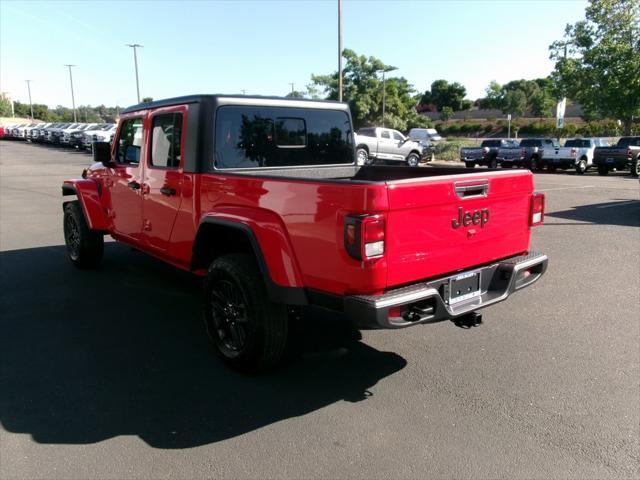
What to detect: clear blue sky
<box><xmin>1</xmin><ymin>0</ymin><xmax>588</xmax><ymax>109</ymax></box>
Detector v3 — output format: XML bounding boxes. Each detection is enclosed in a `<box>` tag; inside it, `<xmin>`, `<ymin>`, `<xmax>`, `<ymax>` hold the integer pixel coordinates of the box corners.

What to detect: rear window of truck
<box><xmin>481</xmin><ymin>140</ymin><xmax>501</xmax><ymax>147</ymax></box>
<box><xmin>520</xmin><ymin>139</ymin><xmax>543</xmax><ymax>147</ymax></box>
<box><xmin>214</xmin><ymin>106</ymin><xmax>354</xmax><ymax>169</ymax></box>
<box><xmin>616</xmin><ymin>137</ymin><xmax>640</xmax><ymax>147</ymax></box>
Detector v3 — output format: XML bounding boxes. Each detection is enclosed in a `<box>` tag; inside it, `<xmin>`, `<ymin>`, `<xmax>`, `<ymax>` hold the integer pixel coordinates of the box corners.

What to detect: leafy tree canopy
<box><xmin>420</xmin><ymin>80</ymin><xmax>471</xmax><ymax>111</ymax></box>
<box><xmin>549</xmin><ymin>0</ymin><xmax>640</xmax><ymax>134</ymax></box>
<box><xmin>478</xmin><ymin>78</ymin><xmax>555</xmax><ymax>117</ymax></box>
<box><xmin>310</xmin><ymin>48</ymin><xmax>430</xmax><ymax>131</ymax></box>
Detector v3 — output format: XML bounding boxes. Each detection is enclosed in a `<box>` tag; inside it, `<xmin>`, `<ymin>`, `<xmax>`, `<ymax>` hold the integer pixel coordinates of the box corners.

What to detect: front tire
<box><xmin>63</xmin><ymin>201</ymin><xmax>103</xmax><ymax>269</ymax></box>
<box><xmin>631</xmin><ymin>158</ymin><xmax>640</xmax><ymax>178</ymax></box>
<box><xmin>203</xmin><ymin>254</ymin><xmax>288</xmax><ymax>373</ymax></box>
<box><xmin>406</xmin><ymin>153</ymin><xmax>420</xmax><ymax>167</ymax></box>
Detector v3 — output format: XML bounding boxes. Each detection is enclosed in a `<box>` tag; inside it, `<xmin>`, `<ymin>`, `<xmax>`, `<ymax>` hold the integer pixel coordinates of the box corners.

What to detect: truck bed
<box><xmin>201</xmin><ymin>165</ymin><xmax>534</xmax><ymax>294</ymax></box>
<box><xmin>228</xmin><ymin>164</ymin><xmax>506</xmax><ymax>183</ymax></box>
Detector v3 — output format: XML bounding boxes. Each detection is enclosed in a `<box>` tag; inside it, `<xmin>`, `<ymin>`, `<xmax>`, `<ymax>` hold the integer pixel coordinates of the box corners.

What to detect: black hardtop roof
<box><xmin>121</xmin><ymin>94</ymin><xmax>348</xmax><ymax>114</ymax></box>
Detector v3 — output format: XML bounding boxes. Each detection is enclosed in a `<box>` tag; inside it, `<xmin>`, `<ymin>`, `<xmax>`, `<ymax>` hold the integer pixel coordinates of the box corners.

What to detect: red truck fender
<box><xmin>192</xmin><ymin>206</ymin><xmax>307</xmax><ymax>305</ymax></box>
<box><xmin>62</xmin><ymin>179</ymin><xmax>108</xmax><ymax>231</ymax></box>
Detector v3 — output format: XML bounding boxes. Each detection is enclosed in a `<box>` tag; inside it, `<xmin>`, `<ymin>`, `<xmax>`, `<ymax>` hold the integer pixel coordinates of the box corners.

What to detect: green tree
<box><xmin>420</xmin><ymin>80</ymin><xmax>469</xmax><ymax>111</ymax></box>
<box><xmin>550</xmin><ymin>0</ymin><xmax>640</xmax><ymax>134</ymax></box>
<box><xmin>440</xmin><ymin>106</ymin><xmax>454</xmax><ymax>124</ymax></box>
<box><xmin>478</xmin><ymin>81</ymin><xmax>503</xmax><ymax>109</ymax></box>
<box><xmin>503</xmin><ymin>89</ymin><xmax>528</xmax><ymax>117</ymax></box>
<box><xmin>311</xmin><ymin>49</ymin><xmax>425</xmax><ymax>131</ymax></box>
<box><xmin>0</xmin><ymin>94</ymin><xmax>13</xmax><ymax>117</ymax></box>
<box><xmin>141</xmin><ymin>97</ymin><xmax>153</xmax><ymax>103</ymax></box>
<box><xmin>285</xmin><ymin>90</ymin><xmax>305</xmax><ymax>99</ymax></box>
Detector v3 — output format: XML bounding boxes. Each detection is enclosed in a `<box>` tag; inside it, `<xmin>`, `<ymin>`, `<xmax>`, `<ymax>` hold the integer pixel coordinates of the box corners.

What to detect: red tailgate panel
<box><xmin>385</xmin><ymin>171</ymin><xmax>534</xmax><ymax>287</ymax></box>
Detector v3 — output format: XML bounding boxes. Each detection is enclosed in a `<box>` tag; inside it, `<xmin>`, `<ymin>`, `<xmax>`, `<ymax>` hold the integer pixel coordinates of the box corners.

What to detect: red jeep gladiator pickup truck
<box><xmin>62</xmin><ymin>95</ymin><xmax>547</xmax><ymax>371</ymax></box>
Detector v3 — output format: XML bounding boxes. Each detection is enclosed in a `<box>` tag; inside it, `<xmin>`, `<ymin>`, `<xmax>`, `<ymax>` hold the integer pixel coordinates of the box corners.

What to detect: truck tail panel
<box><xmin>384</xmin><ymin>171</ymin><xmax>534</xmax><ymax>287</ymax></box>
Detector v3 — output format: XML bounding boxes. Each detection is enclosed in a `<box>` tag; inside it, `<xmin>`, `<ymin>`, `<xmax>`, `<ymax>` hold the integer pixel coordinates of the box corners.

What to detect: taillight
<box><xmin>571</xmin><ymin>148</ymin><xmax>576</xmax><ymax>157</ymax></box>
<box><xmin>344</xmin><ymin>214</ymin><xmax>385</xmax><ymax>260</ymax></box>
<box><xmin>628</xmin><ymin>148</ymin><xmax>633</xmax><ymax>159</ymax></box>
<box><xmin>521</xmin><ymin>147</ymin><xmax>526</xmax><ymax>158</ymax></box>
<box><xmin>530</xmin><ymin>192</ymin><xmax>545</xmax><ymax>226</ymax></box>
<box><xmin>482</xmin><ymin>146</ymin><xmax>489</xmax><ymax>158</ymax></box>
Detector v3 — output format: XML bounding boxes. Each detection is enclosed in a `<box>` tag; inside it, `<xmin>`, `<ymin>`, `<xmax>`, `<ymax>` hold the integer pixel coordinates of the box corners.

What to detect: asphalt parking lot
<box><xmin>0</xmin><ymin>140</ymin><xmax>638</xmax><ymax>479</ymax></box>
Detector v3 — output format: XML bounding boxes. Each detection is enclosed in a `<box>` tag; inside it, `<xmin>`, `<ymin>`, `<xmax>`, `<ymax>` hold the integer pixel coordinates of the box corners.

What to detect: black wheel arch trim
<box><xmin>194</xmin><ymin>218</ymin><xmax>308</xmax><ymax>306</ymax></box>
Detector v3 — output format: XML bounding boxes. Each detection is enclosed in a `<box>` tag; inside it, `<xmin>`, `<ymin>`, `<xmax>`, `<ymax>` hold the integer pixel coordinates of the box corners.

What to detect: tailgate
<box><xmin>385</xmin><ymin>170</ymin><xmax>533</xmax><ymax>287</ymax></box>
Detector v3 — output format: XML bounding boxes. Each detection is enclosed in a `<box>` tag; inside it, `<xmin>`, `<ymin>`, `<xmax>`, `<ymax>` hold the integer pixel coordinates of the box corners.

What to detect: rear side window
<box><xmin>358</xmin><ymin>128</ymin><xmax>376</xmax><ymax>137</ymax></box>
<box><xmin>116</xmin><ymin>118</ymin><xmax>144</xmax><ymax>165</ymax></box>
<box><xmin>381</xmin><ymin>130</ymin><xmax>391</xmax><ymax>139</ymax></box>
<box><xmin>150</xmin><ymin>113</ymin><xmax>183</xmax><ymax>168</ymax></box>
<box><xmin>214</xmin><ymin>106</ymin><xmax>353</xmax><ymax>169</ymax></box>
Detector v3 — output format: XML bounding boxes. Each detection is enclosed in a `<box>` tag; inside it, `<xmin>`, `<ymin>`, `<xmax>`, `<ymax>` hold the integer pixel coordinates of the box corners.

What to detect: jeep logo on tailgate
<box><xmin>452</xmin><ymin>207</ymin><xmax>490</xmax><ymax>229</ymax></box>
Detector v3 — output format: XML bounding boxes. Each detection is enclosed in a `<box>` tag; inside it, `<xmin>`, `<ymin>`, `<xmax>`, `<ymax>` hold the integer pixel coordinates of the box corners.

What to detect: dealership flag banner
<box><xmin>556</xmin><ymin>98</ymin><xmax>566</xmax><ymax>129</ymax></box>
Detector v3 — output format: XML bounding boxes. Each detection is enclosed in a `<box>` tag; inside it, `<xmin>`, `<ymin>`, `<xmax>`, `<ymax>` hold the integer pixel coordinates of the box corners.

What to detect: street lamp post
<box><xmin>379</xmin><ymin>66</ymin><xmax>397</xmax><ymax>128</ymax></box>
<box><xmin>63</xmin><ymin>65</ymin><xmax>77</xmax><ymax>122</ymax></box>
<box><xmin>126</xmin><ymin>44</ymin><xmax>143</xmax><ymax>103</ymax></box>
<box><xmin>25</xmin><ymin>80</ymin><xmax>34</xmax><ymax>119</ymax></box>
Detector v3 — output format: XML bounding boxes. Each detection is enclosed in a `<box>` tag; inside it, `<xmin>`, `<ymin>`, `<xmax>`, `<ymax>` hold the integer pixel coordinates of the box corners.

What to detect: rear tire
<box><xmin>576</xmin><ymin>159</ymin><xmax>587</xmax><ymax>174</ymax></box>
<box><xmin>597</xmin><ymin>164</ymin><xmax>609</xmax><ymax>176</ymax></box>
<box><xmin>203</xmin><ymin>254</ymin><xmax>288</xmax><ymax>373</ymax></box>
<box><xmin>63</xmin><ymin>201</ymin><xmax>103</xmax><ymax>269</ymax></box>
<box><xmin>356</xmin><ymin>147</ymin><xmax>369</xmax><ymax>166</ymax></box>
<box><xmin>465</xmin><ymin>161</ymin><xmax>475</xmax><ymax>169</ymax></box>
<box><xmin>488</xmin><ymin>157</ymin><xmax>498</xmax><ymax>169</ymax></box>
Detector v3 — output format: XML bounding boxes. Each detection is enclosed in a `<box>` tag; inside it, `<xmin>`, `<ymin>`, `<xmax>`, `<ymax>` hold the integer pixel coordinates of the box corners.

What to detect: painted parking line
<box><xmin>595</xmin><ymin>200</ymin><xmax>638</xmax><ymax>209</ymax></box>
<box><xmin>537</xmin><ymin>185</ymin><xmax>595</xmax><ymax>192</ymax></box>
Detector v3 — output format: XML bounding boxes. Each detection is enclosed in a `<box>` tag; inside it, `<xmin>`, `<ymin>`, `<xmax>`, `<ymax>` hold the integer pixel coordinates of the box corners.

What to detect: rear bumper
<box><xmin>593</xmin><ymin>157</ymin><xmax>629</xmax><ymax>169</ymax></box>
<box><xmin>344</xmin><ymin>252</ymin><xmax>548</xmax><ymax>329</ymax></box>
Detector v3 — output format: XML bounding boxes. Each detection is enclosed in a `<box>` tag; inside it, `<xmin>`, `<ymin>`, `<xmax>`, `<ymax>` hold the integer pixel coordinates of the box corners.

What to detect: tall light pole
<box><xmin>126</xmin><ymin>44</ymin><xmax>143</xmax><ymax>103</ymax></box>
<box><xmin>338</xmin><ymin>0</ymin><xmax>343</xmax><ymax>102</ymax></box>
<box><xmin>64</xmin><ymin>65</ymin><xmax>77</xmax><ymax>122</ymax></box>
<box><xmin>289</xmin><ymin>83</ymin><xmax>295</xmax><ymax>94</ymax></box>
<box><xmin>25</xmin><ymin>80</ymin><xmax>34</xmax><ymax>119</ymax></box>
<box><xmin>379</xmin><ymin>66</ymin><xmax>397</xmax><ymax>128</ymax></box>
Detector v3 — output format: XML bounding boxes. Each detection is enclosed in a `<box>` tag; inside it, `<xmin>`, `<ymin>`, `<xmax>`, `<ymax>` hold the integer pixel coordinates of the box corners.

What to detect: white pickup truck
<box><xmin>551</xmin><ymin>138</ymin><xmax>610</xmax><ymax>174</ymax></box>
<box><xmin>354</xmin><ymin>127</ymin><xmax>425</xmax><ymax>166</ymax></box>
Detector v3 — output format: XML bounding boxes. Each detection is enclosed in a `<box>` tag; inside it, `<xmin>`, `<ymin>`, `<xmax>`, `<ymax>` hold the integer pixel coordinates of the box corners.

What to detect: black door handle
<box><xmin>160</xmin><ymin>187</ymin><xmax>176</xmax><ymax>196</ymax></box>
<box><xmin>127</xmin><ymin>181</ymin><xmax>141</xmax><ymax>190</ymax></box>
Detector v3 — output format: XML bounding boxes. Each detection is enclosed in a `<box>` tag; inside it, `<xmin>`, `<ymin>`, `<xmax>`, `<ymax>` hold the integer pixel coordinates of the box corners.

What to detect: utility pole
<box><xmin>63</xmin><ymin>65</ymin><xmax>77</xmax><ymax>122</ymax></box>
<box><xmin>379</xmin><ymin>66</ymin><xmax>397</xmax><ymax>128</ymax></box>
<box><xmin>126</xmin><ymin>44</ymin><xmax>143</xmax><ymax>103</ymax></box>
<box><xmin>289</xmin><ymin>83</ymin><xmax>295</xmax><ymax>94</ymax></box>
<box><xmin>382</xmin><ymin>70</ymin><xmax>386</xmax><ymax>127</ymax></box>
<box><xmin>338</xmin><ymin>0</ymin><xmax>343</xmax><ymax>102</ymax></box>
<box><xmin>25</xmin><ymin>80</ymin><xmax>34</xmax><ymax>119</ymax></box>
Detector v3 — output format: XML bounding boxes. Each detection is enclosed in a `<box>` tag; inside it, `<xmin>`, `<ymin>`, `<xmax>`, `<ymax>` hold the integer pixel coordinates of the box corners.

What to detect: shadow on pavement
<box><xmin>546</xmin><ymin>199</ymin><xmax>640</xmax><ymax>227</ymax></box>
<box><xmin>0</xmin><ymin>244</ymin><xmax>406</xmax><ymax>448</ymax></box>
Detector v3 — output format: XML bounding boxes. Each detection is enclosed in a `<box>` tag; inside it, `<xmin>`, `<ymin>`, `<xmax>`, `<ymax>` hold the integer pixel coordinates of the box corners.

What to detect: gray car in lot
<box><xmin>354</xmin><ymin>127</ymin><xmax>425</xmax><ymax>166</ymax></box>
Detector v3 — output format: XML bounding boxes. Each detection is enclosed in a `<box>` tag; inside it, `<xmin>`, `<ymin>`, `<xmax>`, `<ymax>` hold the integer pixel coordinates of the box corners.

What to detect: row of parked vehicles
<box><xmin>1</xmin><ymin>122</ymin><xmax>117</xmax><ymax>150</ymax></box>
<box><xmin>460</xmin><ymin>136</ymin><xmax>640</xmax><ymax>177</ymax></box>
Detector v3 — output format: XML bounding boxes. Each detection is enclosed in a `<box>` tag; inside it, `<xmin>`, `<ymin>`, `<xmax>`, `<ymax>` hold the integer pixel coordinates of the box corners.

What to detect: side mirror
<box><xmin>92</xmin><ymin>141</ymin><xmax>113</xmax><ymax>167</ymax></box>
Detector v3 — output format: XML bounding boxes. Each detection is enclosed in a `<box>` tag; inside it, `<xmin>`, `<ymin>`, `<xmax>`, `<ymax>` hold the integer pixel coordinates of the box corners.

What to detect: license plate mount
<box><xmin>449</xmin><ymin>270</ymin><xmax>481</xmax><ymax>305</ymax></box>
